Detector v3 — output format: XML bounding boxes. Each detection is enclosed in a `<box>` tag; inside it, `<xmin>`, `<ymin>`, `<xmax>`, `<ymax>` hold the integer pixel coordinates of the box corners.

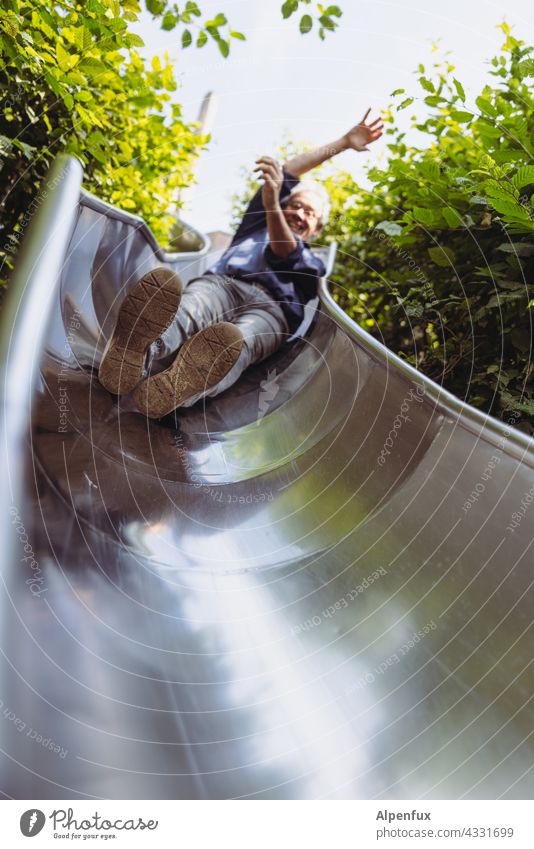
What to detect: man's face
<box><xmin>283</xmin><ymin>190</ymin><xmax>323</xmax><ymax>241</ymax></box>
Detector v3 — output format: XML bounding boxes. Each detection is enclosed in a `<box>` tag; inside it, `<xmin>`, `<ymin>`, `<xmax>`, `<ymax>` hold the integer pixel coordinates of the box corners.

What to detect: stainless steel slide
<box><xmin>1</xmin><ymin>156</ymin><xmax>533</xmax><ymax>800</ymax></box>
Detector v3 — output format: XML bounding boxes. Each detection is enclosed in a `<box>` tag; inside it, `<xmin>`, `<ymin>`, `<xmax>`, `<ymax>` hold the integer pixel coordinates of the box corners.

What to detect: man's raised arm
<box><xmin>283</xmin><ymin>108</ymin><xmax>384</xmax><ymax>177</ymax></box>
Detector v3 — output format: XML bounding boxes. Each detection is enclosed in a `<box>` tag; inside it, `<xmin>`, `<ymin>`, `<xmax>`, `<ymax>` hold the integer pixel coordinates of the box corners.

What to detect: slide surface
<box><xmin>1</xmin><ymin>157</ymin><xmax>533</xmax><ymax>800</ymax></box>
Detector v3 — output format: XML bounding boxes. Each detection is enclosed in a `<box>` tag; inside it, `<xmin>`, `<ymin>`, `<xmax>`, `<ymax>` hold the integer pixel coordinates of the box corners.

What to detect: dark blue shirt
<box><xmin>206</xmin><ymin>168</ymin><xmax>326</xmax><ymax>333</ymax></box>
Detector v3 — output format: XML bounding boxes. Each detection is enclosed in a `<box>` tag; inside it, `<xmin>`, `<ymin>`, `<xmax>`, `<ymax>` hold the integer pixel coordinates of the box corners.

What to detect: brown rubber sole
<box><xmin>132</xmin><ymin>322</ymin><xmax>244</xmax><ymax>419</ymax></box>
<box><xmin>98</xmin><ymin>267</ymin><xmax>183</xmax><ymax>395</ymax></box>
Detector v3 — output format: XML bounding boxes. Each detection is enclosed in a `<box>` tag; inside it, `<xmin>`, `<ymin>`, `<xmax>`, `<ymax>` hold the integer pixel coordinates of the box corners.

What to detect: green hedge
<box><xmin>0</xmin><ymin>0</ymin><xmax>203</xmax><ymax>284</ymax></box>
<box><xmin>321</xmin><ymin>25</ymin><xmax>534</xmax><ymax>432</ymax></box>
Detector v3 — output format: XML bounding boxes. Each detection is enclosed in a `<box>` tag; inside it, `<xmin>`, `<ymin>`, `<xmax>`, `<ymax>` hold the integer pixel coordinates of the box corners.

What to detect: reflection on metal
<box><xmin>79</xmin><ymin>188</ymin><xmax>211</xmax><ymax>261</ymax></box>
<box><xmin>1</xmin><ymin>155</ymin><xmax>533</xmax><ymax>800</ymax></box>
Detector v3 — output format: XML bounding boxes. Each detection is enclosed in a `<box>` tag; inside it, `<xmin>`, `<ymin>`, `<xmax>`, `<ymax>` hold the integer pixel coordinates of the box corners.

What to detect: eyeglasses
<box><xmin>285</xmin><ymin>199</ymin><xmax>320</xmax><ymax>223</ymax></box>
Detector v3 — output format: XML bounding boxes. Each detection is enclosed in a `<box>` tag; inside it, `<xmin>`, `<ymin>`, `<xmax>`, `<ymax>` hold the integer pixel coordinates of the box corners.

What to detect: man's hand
<box><xmin>342</xmin><ymin>108</ymin><xmax>384</xmax><ymax>152</ymax></box>
<box><xmin>254</xmin><ymin>155</ymin><xmax>297</xmax><ymax>257</ymax></box>
<box><xmin>254</xmin><ymin>156</ymin><xmax>284</xmax><ymax>210</ymax></box>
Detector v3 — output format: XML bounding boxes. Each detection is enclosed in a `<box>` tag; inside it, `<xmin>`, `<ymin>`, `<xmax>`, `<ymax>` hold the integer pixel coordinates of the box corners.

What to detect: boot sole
<box><xmin>98</xmin><ymin>267</ymin><xmax>182</xmax><ymax>395</ymax></box>
<box><xmin>132</xmin><ymin>322</ymin><xmax>244</xmax><ymax>419</ymax></box>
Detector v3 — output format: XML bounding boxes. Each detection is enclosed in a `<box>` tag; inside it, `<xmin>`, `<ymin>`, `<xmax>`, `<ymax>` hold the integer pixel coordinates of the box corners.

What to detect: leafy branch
<box><xmin>281</xmin><ymin>1</ymin><xmax>343</xmax><ymax>40</ymax></box>
<box><xmin>145</xmin><ymin>0</ymin><xmax>344</xmax><ymax>53</ymax></box>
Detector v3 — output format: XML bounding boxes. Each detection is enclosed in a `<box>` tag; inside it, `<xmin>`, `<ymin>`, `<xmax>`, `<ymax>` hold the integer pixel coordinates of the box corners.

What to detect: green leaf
<box><xmin>319</xmin><ymin>14</ymin><xmax>336</xmax><ymax>30</ymax></box>
<box><xmin>390</xmin><ymin>88</ymin><xmax>405</xmax><ymax>97</ymax></box>
<box><xmin>78</xmin><ymin>57</ymin><xmax>106</xmax><ymax>75</ymax></box>
<box><xmin>442</xmin><ymin>207</ymin><xmax>463</xmax><ymax>227</ymax></box>
<box><xmin>511</xmin><ymin>166</ymin><xmax>534</xmax><ymax>189</ymax></box>
<box><xmin>403</xmin><ymin>303</ymin><xmax>424</xmax><ymax>319</ymax></box>
<box><xmin>511</xmin><ymin>401</ymin><xmax>534</xmax><ymax>415</ymax></box>
<box><xmin>56</xmin><ymin>42</ymin><xmax>77</xmax><ymax>71</ymax></box>
<box><xmin>108</xmin><ymin>17</ymin><xmax>127</xmax><ymax>32</ymax></box>
<box><xmin>412</xmin><ymin>207</ymin><xmax>435</xmax><ymax>226</ymax></box>
<box><xmin>398</xmin><ymin>97</ymin><xmax>414</xmax><ymax>110</ymax></box>
<box><xmin>419</xmin><ymin>76</ymin><xmax>435</xmax><ymax>93</ymax></box>
<box><xmin>73</xmin><ymin>26</ymin><xmax>93</xmax><ymax>51</ymax></box>
<box><xmin>61</xmin><ymin>91</ymin><xmax>74</xmax><ymax>110</ymax></box>
<box><xmin>217</xmin><ymin>38</ymin><xmax>229</xmax><ymax>58</ymax></box>
<box><xmin>161</xmin><ymin>11</ymin><xmax>177</xmax><ymax>30</ymax></box>
<box><xmin>515</xmin><ymin>58</ymin><xmax>534</xmax><ymax>79</ymax></box>
<box><xmin>418</xmin><ymin>161</ymin><xmax>440</xmax><ymax>181</ymax></box>
<box><xmin>489</xmin><ymin>197</ymin><xmax>531</xmax><ymax>219</ymax></box>
<box><xmin>450</xmin><ymin>110</ymin><xmax>473</xmax><ymax>123</ymax></box>
<box><xmin>424</xmin><ymin>95</ymin><xmax>446</xmax><ymax>107</ymax></box>
<box><xmin>181</xmin><ymin>29</ymin><xmax>192</xmax><ymax>48</ymax></box>
<box><xmin>44</xmin><ymin>70</ymin><xmax>62</xmax><ymax>96</ymax></box>
<box><xmin>484</xmin><ymin>182</ymin><xmax>518</xmax><ymax>202</ymax></box>
<box><xmin>300</xmin><ymin>14</ymin><xmax>313</xmax><ymax>34</ymax></box>
<box><xmin>475</xmin><ymin>96</ymin><xmax>497</xmax><ymax>118</ymax></box>
<box><xmin>126</xmin><ymin>33</ymin><xmax>144</xmax><ymax>46</ymax></box>
<box><xmin>196</xmin><ymin>30</ymin><xmax>207</xmax><ymax>47</ymax></box>
<box><xmin>497</xmin><ymin>242</ymin><xmax>534</xmax><ymax>256</ymax></box>
<box><xmin>453</xmin><ymin>78</ymin><xmax>466</xmax><ymax>101</ymax></box>
<box><xmin>185</xmin><ymin>1</ymin><xmax>202</xmax><ymax>16</ymax></box>
<box><xmin>492</xmin><ymin>150</ymin><xmax>525</xmax><ymax>165</ymax></box>
<box><xmin>146</xmin><ymin>0</ymin><xmax>166</xmax><ymax>14</ymax></box>
<box><xmin>428</xmin><ymin>246</ymin><xmax>456</xmax><ymax>266</ymax></box>
<box><xmin>281</xmin><ymin>0</ymin><xmax>299</xmax><ymax>19</ymax></box>
<box><xmin>374</xmin><ymin>221</ymin><xmax>403</xmax><ymax>237</ymax></box>
<box><xmin>230</xmin><ymin>31</ymin><xmax>246</xmax><ymax>40</ymax></box>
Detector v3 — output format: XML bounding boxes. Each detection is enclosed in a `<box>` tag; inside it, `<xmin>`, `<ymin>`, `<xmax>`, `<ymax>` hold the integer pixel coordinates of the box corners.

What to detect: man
<box><xmin>98</xmin><ymin>109</ymin><xmax>383</xmax><ymax>417</ymax></box>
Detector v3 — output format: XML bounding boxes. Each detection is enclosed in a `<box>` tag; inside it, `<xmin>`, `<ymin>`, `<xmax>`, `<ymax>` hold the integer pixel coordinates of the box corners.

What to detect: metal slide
<box><xmin>1</xmin><ymin>156</ymin><xmax>533</xmax><ymax>800</ymax></box>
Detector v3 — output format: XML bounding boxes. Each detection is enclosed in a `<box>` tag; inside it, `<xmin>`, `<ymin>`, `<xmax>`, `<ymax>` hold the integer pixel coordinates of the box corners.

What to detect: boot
<box><xmin>98</xmin><ymin>267</ymin><xmax>183</xmax><ymax>395</ymax></box>
<box><xmin>132</xmin><ymin>322</ymin><xmax>244</xmax><ymax>418</ymax></box>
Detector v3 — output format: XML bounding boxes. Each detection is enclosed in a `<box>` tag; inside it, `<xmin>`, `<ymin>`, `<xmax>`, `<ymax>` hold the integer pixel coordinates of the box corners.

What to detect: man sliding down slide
<box><xmin>98</xmin><ymin>109</ymin><xmax>383</xmax><ymax>418</ymax></box>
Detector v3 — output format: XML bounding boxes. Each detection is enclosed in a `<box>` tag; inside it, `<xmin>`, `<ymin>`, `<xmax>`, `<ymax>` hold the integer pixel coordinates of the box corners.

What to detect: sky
<box><xmin>132</xmin><ymin>0</ymin><xmax>534</xmax><ymax>234</ymax></box>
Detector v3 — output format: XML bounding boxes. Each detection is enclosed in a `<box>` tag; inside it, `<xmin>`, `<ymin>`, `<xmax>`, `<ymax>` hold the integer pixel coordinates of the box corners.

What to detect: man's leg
<box><xmin>133</xmin><ymin>281</ymin><xmax>289</xmax><ymax>416</ymax></box>
<box><xmin>146</xmin><ymin>274</ymin><xmax>255</xmax><ymax>368</ymax></box>
<box><xmin>191</xmin><ymin>285</ymin><xmax>290</xmax><ymax>404</ymax></box>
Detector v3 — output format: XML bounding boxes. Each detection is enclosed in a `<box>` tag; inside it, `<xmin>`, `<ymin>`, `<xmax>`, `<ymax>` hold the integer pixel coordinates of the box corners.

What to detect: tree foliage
<box><xmin>145</xmin><ymin>1</ymin><xmax>343</xmax><ymax>53</ymax></box>
<box><xmin>234</xmin><ymin>26</ymin><xmax>534</xmax><ymax>431</ymax></box>
<box><xmin>0</xmin><ymin>0</ymin><xmax>204</xmax><ymax>281</ymax></box>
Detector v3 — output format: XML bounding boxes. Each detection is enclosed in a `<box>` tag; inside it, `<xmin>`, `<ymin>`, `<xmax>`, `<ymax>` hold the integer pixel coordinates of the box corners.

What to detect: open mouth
<box><xmin>288</xmin><ymin>218</ymin><xmax>305</xmax><ymax>234</ymax></box>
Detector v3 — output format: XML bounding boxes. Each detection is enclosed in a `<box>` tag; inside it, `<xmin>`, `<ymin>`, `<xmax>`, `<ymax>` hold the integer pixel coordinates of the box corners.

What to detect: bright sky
<box><xmin>133</xmin><ymin>0</ymin><xmax>534</xmax><ymax>234</ymax></box>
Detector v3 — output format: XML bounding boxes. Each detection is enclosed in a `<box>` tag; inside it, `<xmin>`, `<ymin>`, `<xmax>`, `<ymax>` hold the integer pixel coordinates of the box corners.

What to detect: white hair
<box><xmin>287</xmin><ymin>180</ymin><xmax>331</xmax><ymax>227</ymax></box>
